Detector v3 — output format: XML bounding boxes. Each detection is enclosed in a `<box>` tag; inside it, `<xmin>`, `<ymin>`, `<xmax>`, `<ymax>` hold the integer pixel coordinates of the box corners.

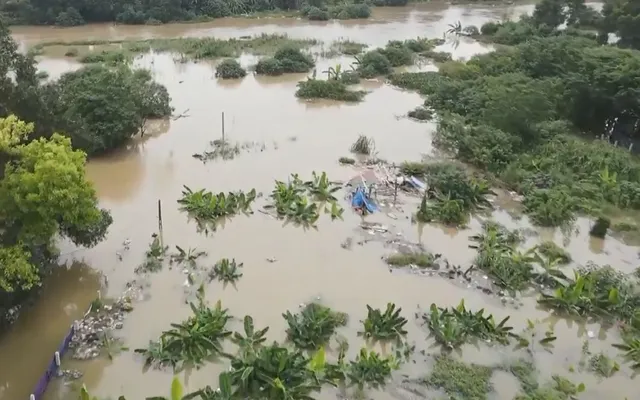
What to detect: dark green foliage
<box><xmin>134</xmin><ymin>299</ymin><xmax>232</xmax><ymax>370</ymax></box>
<box><xmin>359</xmin><ymin>303</ymin><xmax>408</xmax><ymax>341</ymax></box>
<box><xmin>391</xmin><ymin>29</ymin><xmax>640</xmax><ymax>228</ymax></box>
<box><xmin>380</xmin><ymin>42</ymin><xmax>414</xmax><ymax>67</ymax></box>
<box><xmin>329</xmin><ymin>3</ymin><xmax>371</xmax><ymax>20</ymax></box>
<box><xmin>295</xmin><ymin>79</ymin><xmax>366</xmax><ymax>102</ymax></box>
<box><xmin>590</xmin><ymin>216</ymin><xmax>611</xmax><ymax>238</ymax></box>
<box><xmin>408</xmin><ymin>106</ymin><xmax>433</xmax><ymax>121</ymax></box>
<box><xmin>347</xmin><ymin>348</ymin><xmax>396</xmax><ymax>389</ymax></box>
<box><xmin>422</xmin><ymin>300</ymin><xmax>517</xmax><ymax>349</ymax></box>
<box><xmin>414</xmin><ymin>162</ymin><xmax>495</xmax><ymax>226</ymax></box>
<box><xmin>357</xmin><ymin>50</ymin><xmax>393</xmax><ymax>78</ymax></box>
<box><xmin>215</xmin><ymin>59</ymin><xmax>247</xmax><ymax>79</ymax></box>
<box><xmin>306</xmin><ymin>6</ymin><xmax>329</xmax><ymax>20</ymax></box>
<box><xmin>255</xmin><ymin>47</ymin><xmax>315</xmax><ymax>76</ymax></box>
<box><xmin>283</xmin><ymin>302</ymin><xmax>348</xmax><ymax>349</ymax></box>
<box><xmin>52</xmin><ymin>65</ymin><xmax>172</xmax><ymax>155</ymax></box>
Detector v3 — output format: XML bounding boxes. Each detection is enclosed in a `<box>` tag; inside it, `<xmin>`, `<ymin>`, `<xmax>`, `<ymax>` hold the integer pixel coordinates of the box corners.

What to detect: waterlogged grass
<box><xmin>295</xmin><ymin>78</ymin><xmax>366</xmax><ymax>102</ymax></box>
<box><xmin>386</xmin><ymin>251</ymin><xmax>440</xmax><ymax>268</ymax></box>
<box><xmin>423</xmin><ymin>356</ymin><xmax>494</xmax><ymax>400</ymax></box>
<box><xmin>32</xmin><ymin>34</ymin><xmax>319</xmax><ymax>61</ymax></box>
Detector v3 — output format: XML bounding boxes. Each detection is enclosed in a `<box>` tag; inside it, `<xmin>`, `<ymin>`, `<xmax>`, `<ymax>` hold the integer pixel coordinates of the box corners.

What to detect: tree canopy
<box><xmin>0</xmin><ymin>17</ymin><xmax>172</xmax><ymax>328</ymax></box>
<box><xmin>0</xmin><ymin>115</ymin><xmax>112</xmax><ymax>294</ymax></box>
<box><xmin>392</xmin><ymin>1</ymin><xmax>640</xmax><ymax>227</ymax></box>
<box><xmin>0</xmin><ymin>19</ymin><xmax>172</xmax><ymax>156</ymax></box>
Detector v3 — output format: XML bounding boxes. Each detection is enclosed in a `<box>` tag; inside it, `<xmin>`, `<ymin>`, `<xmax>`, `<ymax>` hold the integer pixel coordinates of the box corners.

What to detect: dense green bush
<box><xmin>340</xmin><ymin>70</ymin><xmax>360</xmax><ymax>84</ymax></box>
<box><xmin>306</xmin><ymin>6</ymin><xmax>329</xmax><ymax>20</ymax></box>
<box><xmin>255</xmin><ymin>47</ymin><xmax>315</xmax><ymax>76</ymax></box>
<box><xmin>215</xmin><ymin>59</ymin><xmax>247</xmax><ymax>79</ymax></box>
<box><xmin>295</xmin><ymin>79</ymin><xmax>366</xmax><ymax>102</ymax></box>
<box><xmin>392</xmin><ymin>24</ymin><xmax>640</xmax><ymax>226</ymax></box>
<box><xmin>330</xmin><ymin>3</ymin><xmax>371</xmax><ymax>19</ymax></box>
<box><xmin>380</xmin><ymin>42</ymin><xmax>414</xmax><ymax>67</ymax></box>
<box><xmin>357</xmin><ymin>50</ymin><xmax>393</xmax><ymax>78</ymax></box>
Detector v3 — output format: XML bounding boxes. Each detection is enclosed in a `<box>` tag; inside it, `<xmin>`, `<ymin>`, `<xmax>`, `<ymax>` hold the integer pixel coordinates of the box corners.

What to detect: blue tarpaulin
<box><xmin>351</xmin><ymin>187</ymin><xmax>377</xmax><ymax>213</ymax></box>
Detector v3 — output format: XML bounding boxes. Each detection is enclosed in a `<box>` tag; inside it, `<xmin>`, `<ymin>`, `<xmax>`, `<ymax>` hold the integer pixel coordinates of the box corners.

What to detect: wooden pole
<box><xmin>221</xmin><ymin>111</ymin><xmax>225</xmax><ymax>143</ymax></box>
<box><xmin>157</xmin><ymin>199</ymin><xmax>163</xmax><ymax>246</ymax></box>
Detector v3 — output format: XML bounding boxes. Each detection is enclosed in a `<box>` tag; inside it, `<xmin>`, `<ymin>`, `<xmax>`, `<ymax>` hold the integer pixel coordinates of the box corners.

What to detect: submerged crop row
<box><xmin>78</xmin><ymin>291</ymin><xmax>626</xmax><ymax>400</ymax></box>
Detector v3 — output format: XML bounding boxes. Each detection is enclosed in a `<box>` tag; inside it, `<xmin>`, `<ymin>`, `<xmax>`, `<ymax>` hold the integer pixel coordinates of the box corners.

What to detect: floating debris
<box><xmin>68</xmin><ymin>283</ymin><xmax>141</xmax><ymax>360</ymax></box>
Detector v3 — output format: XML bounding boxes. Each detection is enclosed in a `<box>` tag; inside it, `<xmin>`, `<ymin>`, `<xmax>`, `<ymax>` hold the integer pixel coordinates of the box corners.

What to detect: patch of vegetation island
<box><xmin>296</xmin><ymin>78</ymin><xmax>366</xmax><ymax>102</ymax></box>
<box><xmin>215</xmin><ymin>59</ymin><xmax>247</xmax><ymax>79</ymax></box>
<box><xmin>255</xmin><ymin>47</ymin><xmax>315</xmax><ymax>76</ymax></box>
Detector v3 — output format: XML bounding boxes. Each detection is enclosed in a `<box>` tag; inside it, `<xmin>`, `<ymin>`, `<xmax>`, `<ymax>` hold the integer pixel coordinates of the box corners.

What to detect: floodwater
<box><xmin>2</xmin><ymin>2</ymin><xmax>634</xmax><ymax>400</ymax></box>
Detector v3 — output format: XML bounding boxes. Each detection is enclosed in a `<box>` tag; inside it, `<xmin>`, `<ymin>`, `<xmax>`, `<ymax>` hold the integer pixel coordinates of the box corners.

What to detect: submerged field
<box><xmin>1</xmin><ymin>2</ymin><xmax>638</xmax><ymax>400</ymax></box>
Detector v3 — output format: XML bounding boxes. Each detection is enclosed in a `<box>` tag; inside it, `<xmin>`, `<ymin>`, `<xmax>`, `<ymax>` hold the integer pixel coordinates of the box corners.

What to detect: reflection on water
<box><xmin>4</xmin><ymin>3</ymin><xmax>635</xmax><ymax>400</ymax></box>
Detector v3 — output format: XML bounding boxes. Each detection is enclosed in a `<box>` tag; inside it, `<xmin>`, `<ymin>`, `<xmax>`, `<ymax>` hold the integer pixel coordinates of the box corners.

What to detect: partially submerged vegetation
<box><xmin>255</xmin><ymin>47</ymin><xmax>315</xmax><ymax>76</ymax></box>
<box><xmin>215</xmin><ymin>59</ymin><xmax>247</xmax><ymax>79</ymax></box>
<box><xmin>283</xmin><ymin>302</ymin><xmax>348</xmax><ymax>349</ymax></box>
<box><xmin>296</xmin><ymin>78</ymin><xmax>366</xmax><ymax>102</ymax></box>
<box><xmin>359</xmin><ymin>303</ymin><xmax>408</xmax><ymax>342</ymax></box>
<box><xmin>32</xmin><ymin>34</ymin><xmax>318</xmax><ymax>62</ymax></box>
<box><xmin>393</xmin><ymin>2</ymin><xmax>640</xmax><ymax>231</ymax></box>
<box><xmin>422</xmin><ymin>300</ymin><xmax>517</xmax><ymax>349</ymax></box>
<box><xmin>135</xmin><ymin>298</ymin><xmax>232</xmax><ymax>370</ymax></box>
<box><xmin>177</xmin><ymin>186</ymin><xmax>256</xmax><ymax>232</ymax></box>
<box><xmin>265</xmin><ymin>172</ymin><xmax>344</xmax><ymax>226</ymax></box>
<box><xmin>414</xmin><ymin>162</ymin><xmax>495</xmax><ymax>226</ymax></box>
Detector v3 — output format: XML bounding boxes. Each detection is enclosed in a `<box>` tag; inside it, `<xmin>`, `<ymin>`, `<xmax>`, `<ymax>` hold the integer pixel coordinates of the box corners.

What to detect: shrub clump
<box><xmin>215</xmin><ymin>59</ymin><xmax>246</xmax><ymax>79</ymax></box>
<box><xmin>357</xmin><ymin>50</ymin><xmax>393</xmax><ymax>78</ymax></box>
<box><xmin>408</xmin><ymin>106</ymin><xmax>433</xmax><ymax>121</ymax></box>
<box><xmin>295</xmin><ymin>79</ymin><xmax>366</xmax><ymax>102</ymax></box>
<box><xmin>340</xmin><ymin>70</ymin><xmax>360</xmax><ymax>84</ymax></box>
<box><xmin>330</xmin><ymin>3</ymin><xmax>371</xmax><ymax>19</ymax></box>
<box><xmin>414</xmin><ymin>162</ymin><xmax>495</xmax><ymax>226</ymax></box>
<box><xmin>255</xmin><ymin>47</ymin><xmax>315</xmax><ymax>76</ymax></box>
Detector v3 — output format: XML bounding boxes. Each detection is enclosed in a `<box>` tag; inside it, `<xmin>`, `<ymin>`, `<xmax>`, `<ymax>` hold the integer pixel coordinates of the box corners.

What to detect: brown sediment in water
<box><xmin>1</xmin><ymin>3</ymin><xmax>635</xmax><ymax>400</ymax></box>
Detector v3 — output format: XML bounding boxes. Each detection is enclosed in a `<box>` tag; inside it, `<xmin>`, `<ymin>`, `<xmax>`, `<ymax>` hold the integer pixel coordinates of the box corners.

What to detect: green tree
<box><xmin>52</xmin><ymin>65</ymin><xmax>172</xmax><ymax>155</ymax></box>
<box><xmin>0</xmin><ymin>115</ymin><xmax>112</xmax><ymax>324</ymax></box>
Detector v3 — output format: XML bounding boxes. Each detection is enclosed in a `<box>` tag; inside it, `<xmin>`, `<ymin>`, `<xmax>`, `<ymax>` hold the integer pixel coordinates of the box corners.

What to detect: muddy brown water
<box><xmin>2</xmin><ymin>3</ymin><xmax>635</xmax><ymax>400</ymax></box>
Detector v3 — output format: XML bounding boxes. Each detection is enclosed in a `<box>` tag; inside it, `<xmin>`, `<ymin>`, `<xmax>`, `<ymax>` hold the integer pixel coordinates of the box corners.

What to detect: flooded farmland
<box><xmin>1</xmin><ymin>2</ymin><xmax>636</xmax><ymax>400</ymax></box>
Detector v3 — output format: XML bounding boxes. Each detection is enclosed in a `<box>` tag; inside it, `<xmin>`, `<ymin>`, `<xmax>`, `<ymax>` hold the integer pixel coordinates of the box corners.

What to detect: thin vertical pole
<box><xmin>221</xmin><ymin>112</ymin><xmax>225</xmax><ymax>143</ymax></box>
<box><xmin>157</xmin><ymin>199</ymin><xmax>163</xmax><ymax>246</ymax></box>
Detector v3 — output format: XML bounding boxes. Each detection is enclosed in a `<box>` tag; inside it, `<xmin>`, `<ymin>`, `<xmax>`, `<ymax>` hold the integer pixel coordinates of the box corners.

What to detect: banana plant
<box><xmin>232</xmin><ymin>315</ymin><xmax>269</xmax><ymax>357</ymax></box>
<box><xmin>209</xmin><ymin>258</ymin><xmax>243</xmax><ymax>284</ymax></box>
<box><xmin>359</xmin><ymin>303</ymin><xmax>408</xmax><ymax>341</ymax></box>
<box><xmin>170</xmin><ymin>246</ymin><xmax>207</xmax><ymax>268</ymax></box>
